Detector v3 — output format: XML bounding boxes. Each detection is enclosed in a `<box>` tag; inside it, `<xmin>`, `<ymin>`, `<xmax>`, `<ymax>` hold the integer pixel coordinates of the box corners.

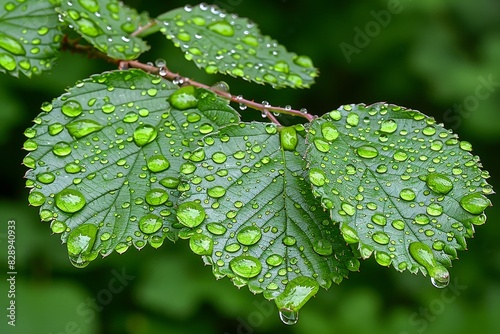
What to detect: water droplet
<box><xmin>189</xmin><ymin>233</ymin><xmax>213</xmax><ymax>255</ymax></box>
<box><xmin>169</xmin><ymin>86</ymin><xmax>198</xmax><ymax>110</ymax></box>
<box><xmin>48</xmin><ymin>123</ymin><xmax>64</xmax><ymax>136</ymax></box>
<box><xmin>0</xmin><ymin>32</ymin><xmax>26</xmax><ymax>55</ymax></box>
<box><xmin>138</xmin><ymin>214</ymin><xmax>163</xmax><ymax>234</ymax></box>
<box><xmin>66</xmin><ymin>119</ymin><xmax>103</xmax><ymax>139</ymax></box>
<box><xmin>460</xmin><ymin>192</ymin><xmax>491</xmax><ymax>215</ymax></box>
<box><xmin>52</xmin><ymin>141</ymin><xmax>72</xmax><ymax>157</ymax></box>
<box><xmin>236</xmin><ymin>226</ymin><xmax>262</xmax><ymax>246</ymax></box>
<box><xmin>409</xmin><ymin>242</ymin><xmax>450</xmax><ymax>288</ymax></box>
<box><xmin>206</xmin><ymin>222</ymin><xmax>227</xmax><ymax>235</ymax></box>
<box><xmin>393</xmin><ymin>150</ymin><xmax>408</xmax><ymax>162</ymax></box>
<box><xmin>459</xmin><ymin>141</ymin><xmax>473</xmax><ymax>152</ymax></box>
<box><xmin>145</xmin><ymin>188</ymin><xmax>169</xmax><ymax>206</ymax></box>
<box><xmin>76</xmin><ymin>18</ymin><xmax>102</xmax><ymax>37</ymax></box>
<box><xmin>340</xmin><ymin>224</ymin><xmax>359</xmax><ymax>244</ymax></box>
<box><xmin>371</xmin><ymin>213</ymin><xmax>387</xmax><ymax>226</ymax></box>
<box><xmin>280</xmin><ymin>126</ymin><xmax>298</xmax><ymax>151</ymax></box>
<box><xmin>426</xmin><ymin>173</ymin><xmax>453</xmax><ymax>195</ymax></box>
<box><xmin>426</xmin><ymin>203</ymin><xmax>443</xmax><ymax>216</ymax></box>
<box><xmin>313</xmin><ymin>138</ymin><xmax>330</xmax><ymax>152</ymax></box>
<box><xmin>341</xmin><ymin>202</ymin><xmax>356</xmax><ymax>216</ymax></box>
<box><xmin>309</xmin><ymin>168</ymin><xmax>326</xmax><ymax>187</ymax></box>
<box><xmin>229</xmin><ymin>255</ymin><xmax>262</xmax><ymax>278</ymax></box>
<box><xmin>78</xmin><ymin>0</ymin><xmax>99</xmax><ymax>12</ymax></box>
<box><xmin>147</xmin><ymin>155</ymin><xmax>170</xmax><ymax>172</ymax></box>
<box><xmin>399</xmin><ymin>188</ymin><xmax>416</xmax><ymax>201</ymax></box>
<box><xmin>51</xmin><ymin>220</ymin><xmax>67</xmax><ymax>234</ymax></box>
<box><xmin>372</xmin><ymin>232</ymin><xmax>390</xmax><ymax>245</ymax></box>
<box><xmin>293</xmin><ymin>55</ymin><xmax>313</xmax><ymax>68</ymax></box>
<box><xmin>28</xmin><ymin>191</ymin><xmax>46</xmax><ymax>206</ymax></box>
<box><xmin>379</xmin><ymin>119</ymin><xmax>398</xmax><ymax>133</ymax></box>
<box><xmin>211</xmin><ymin>81</ymin><xmax>230</xmax><ymax>93</ymax></box>
<box><xmin>55</xmin><ymin>189</ymin><xmax>86</xmax><ymax>213</ymax></box>
<box><xmin>313</xmin><ymin>239</ymin><xmax>333</xmax><ymax>256</ymax></box>
<box><xmin>266</xmin><ymin>254</ymin><xmax>284</xmax><ymax>266</ymax></box>
<box><xmin>61</xmin><ymin>100</ymin><xmax>83</xmax><ymax>117</ymax></box>
<box><xmin>391</xmin><ymin>219</ymin><xmax>405</xmax><ymax>230</ymax></box>
<box><xmin>274</xmin><ymin>60</ymin><xmax>289</xmax><ymax>73</ymax></box>
<box><xmin>207</xmin><ymin>20</ymin><xmax>234</xmax><ymax>37</ymax></box>
<box><xmin>374</xmin><ymin>251</ymin><xmax>392</xmax><ymax>266</ymax></box>
<box><xmin>207</xmin><ymin>186</ymin><xmax>226</xmax><ymax>198</ymax></box>
<box><xmin>123</xmin><ymin>112</ymin><xmax>139</xmax><ymax>123</ymax></box>
<box><xmin>36</xmin><ymin>172</ymin><xmax>55</xmax><ymax>184</ymax></box>
<box><xmin>356</xmin><ymin>145</ymin><xmax>379</xmax><ymax>159</ymax></box>
<box><xmin>67</xmin><ymin>223</ymin><xmax>98</xmax><ymax>268</ymax></box>
<box><xmin>133</xmin><ymin>124</ymin><xmax>157</xmax><ymax>146</ymax></box>
<box><xmin>211</xmin><ymin>152</ymin><xmax>227</xmax><ymax>164</ymax></box>
<box><xmin>279</xmin><ymin>309</ymin><xmax>299</xmax><ymax>326</ymax></box>
<box><xmin>283</xmin><ymin>236</ymin><xmax>296</xmax><ymax>246</ymax></box>
<box><xmin>321</xmin><ymin>122</ymin><xmax>339</xmax><ymax>141</ymax></box>
<box><xmin>176</xmin><ymin>201</ymin><xmax>206</xmax><ymax>228</ymax></box>
<box><xmin>346</xmin><ymin>112</ymin><xmax>359</xmax><ymax>126</ymax></box>
<box><xmin>275</xmin><ymin>276</ymin><xmax>319</xmax><ymax>325</ymax></box>
<box><xmin>0</xmin><ymin>53</ymin><xmax>16</xmax><ymax>71</ymax></box>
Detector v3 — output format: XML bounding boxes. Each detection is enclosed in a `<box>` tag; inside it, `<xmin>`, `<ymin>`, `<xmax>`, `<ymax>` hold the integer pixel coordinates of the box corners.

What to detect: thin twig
<box><xmin>131</xmin><ymin>21</ymin><xmax>157</xmax><ymax>37</ymax></box>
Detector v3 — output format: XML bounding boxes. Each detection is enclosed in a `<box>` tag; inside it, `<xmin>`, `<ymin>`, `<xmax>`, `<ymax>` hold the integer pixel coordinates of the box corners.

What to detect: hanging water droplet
<box><xmin>211</xmin><ymin>81</ymin><xmax>230</xmax><ymax>93</ymax></box>
<box><xmin>169</xmin><ymin>86</ymin><xmax>198</xmax><ymax>110</ymax></box>
<box><xmin>176</xmin><ymin>201</ymin><xmax>206</xmax><ymax>228</ymax></box>
<box><xmin>236</xmin><ymin>226</ymin><xmax>262</xmax><ymax>246</ymax></box>
<box><xmin>67</xmin><ymin>223</ymin><xmax>98</xmax><ymax>268</ymax></box>
<box><xmin>66</xmin><ymin>119</ymin><xmax>103</xmax><ymax>139</ymax></box>
<box><xmin>189</xmin><ymin>233</ymin><xmax>213</xmax><ymax>255</ymax></box>
<box><xmin>426</xmin><ymin>173</ymin><xmax>453</xmax><ymax>195</ymax></box>
<box><xmin>229</xmin><ymin>255</ymin><xmax>262</xmax><ymax>278</ymax></box>
<box><xmin>409</xmin><ymin>242</ymin><xmax>450</xmax><ymax>288</ymax></box>
<box><xmin>55</xmin><ymin>189</ymin><xmax>86</xmax><ymax>213</ymax></box>
<box><xmin>133</xmin><ymin>124</ymin><xmax>157</xmax><ymax>147</ymax></box>
<box><xmin>459</xmin><ymin>192</ymin><xmax>491</xmax><ymax>215</ymax></box>
<box><xmin>275</xmin><ymin>276</ymin><xmax>319</xmax><ymax>325</ymax></box>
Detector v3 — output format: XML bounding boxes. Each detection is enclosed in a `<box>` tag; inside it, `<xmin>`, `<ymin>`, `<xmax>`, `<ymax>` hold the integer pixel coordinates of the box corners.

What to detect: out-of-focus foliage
<box><xmin>1</xmin><ymin>0</ymin><xmax>499</xmax><ymax>333</ymax></box>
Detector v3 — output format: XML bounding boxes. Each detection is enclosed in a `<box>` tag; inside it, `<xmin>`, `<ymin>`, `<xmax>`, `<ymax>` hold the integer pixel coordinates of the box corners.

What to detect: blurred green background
<box><xmin>1</xmin><ymin>0</ymin><xmax>499</xmax><ymax>333</ymax></box>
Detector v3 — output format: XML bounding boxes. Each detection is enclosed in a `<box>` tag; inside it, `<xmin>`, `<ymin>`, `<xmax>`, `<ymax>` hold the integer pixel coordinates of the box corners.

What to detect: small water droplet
<box><xmin>55</xmin><ymin>189</ymin><xmax>86</xmax><ymax>213</ymax></box>
<box><xmin>293</xmin><ymin>55</ymin><xmax>313</xmax><ymax>68</ymax></box>
<box><xmin>372</xmin><ymin>232</ymin><xmax>390</xmax><ymax>245</ymax></box>
<box><xmin>313</xmin><ymin>239</ymin><xmax>333</xmax><ymax>256</ymax></box>
<box><xmin>147</xmin><ymin>155</ymin><xmax>170</xmax><ymax>172</ymax></box>
<box><xmin>399</xmin><ymin>188</ymin><xmax>416</xmax><ymax>201</ymax></box>
<box><xmin>266</xmin><ymin>254</ymin><xmax>284</xmax><ymax>266</ymax></box>
<box><xmin>36</xmin><ymin>172</ymin><xmax>55</xmax><ymax>184</ymax></box>
<box><xmin>176</xmin><ymin>201</ymin><xmax>206</xmax><ymax>228</ymax></box>
<box><xmin>229</xmin><ymin>255</ymin><xmax>262</xmax><ymax>278</ymax></box>
<box><xmin>379</xmin><ymin>119</ymin><xmax>398</xmax><ymax>134</ymax></box>
<box><xmin>282</xmin><ymin>235</ymin><xmax>296</xmax><ymax>246</ymax></box>
<box><xmin>28</xmin><ymin>191</ymin><xmax>46</xmax><ymax>206</ymax></box>
<box><xmin>145</xmin><ymin>188</ymin><xmax>169</xmax><ymax>206</ymax></box>
<box><xmin>280</xmin><ymin>126</ymin><xmax>298</xmax><ymax>151</ymax></box>
<box><xmin>206</xmin><ymin>222</ymin><xmax>227</xmax><ymax>235</ymax></box>
<box><xmin>207</xmin><ymin>186</ymin><xmax>226</xmax><ymax>198</ymax></box>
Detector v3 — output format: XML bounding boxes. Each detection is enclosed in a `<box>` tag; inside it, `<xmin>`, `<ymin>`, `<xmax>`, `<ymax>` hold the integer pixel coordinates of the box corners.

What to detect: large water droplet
<box><xmin>0</xmin><ymin>53</ymin><xmax>16</xmax><ymax>71</ymax></box>
<box><xmin>266</xmin><ymin>254</ymin><xmax>284</xmax><ymax>266</ymax></box>
<box><xmin>357</xmin><ymin>145</ymin><xmax>379</xmax><ymax>159</ymax></box>
<box><xmin>133</xmin><ymin>124</ymin><xmax>157</xmax><ymax>146</ymax></box>
<box><xmin>169</xmin><ymin>86</ymin><xmax>198</xmax><ymax>110</ymax></box>
<box><xmin>145</xmin><ymin>188</ymin><xmax>169</xmax><ymax>206</ymax></box>
<box><xmin>55</xmin><ymin>189</ymin><xmax>86</xmax><ymax>213</ymax></box>
<box><xmin>52</xmin><ymin>141</ymin><xmax>72</xmax><ymax>157</ymax></box>
<box><xmin>207</xmin><ymin>20</ymin><xmax>234</xmax><ymax>36</ymax></box>
<box><xmin>236</xmin><ymin>226</ymin><xmax>262</xmax><ymax>246</ymax></box>
<box><xmin>275</xmin><ymin>276</ymin><xmax>319</xmax><ymax>325</ymax></box>
<box><xmin>229</xmin><ymin>255</ymin><xmax>262</xmax><ymax>278</ymax></box>
<box><xmin>309</xmin><ymin>168</ymin><xmax>326</xmax><ymax>187</ymax></box>
<box><xmin>67</xmin><ymin>224</ymin><xmax>98</xmax><ymax>268</ymax></box>
<box><xmin>36</xmin><ymin>172</ymin><xmax>55</xmax><ymax>184</ymax></box>
<box><xmin>207</xmin><ymin>186</ymin><xmax>226</xmax><ymax>198</ymax></box>
<box><xmin>280</xmin><ymin>126</ymin><xmax>298</xmax><ymax>151</ymax></box>
<box><xmin>372</xmin><ymin>232</ymin><xmax>390</xmax><ymax>245</ymax></box>
<box><xmin>399</xmin><ymin>188</ymin><xmax>416</xmax><ymax>201</ymax></box>
<box><xmin>340</xmin><ymin>224</ymin><xmax>359</xmax><ymax>244</ymax></box>
<box><xmin>206</xmin><ymin>222</ymin><xmax>227</xmax><ymax>235</ymax></box>
<box><xmin>189</xmin><ymin>233</ymin><xmax>213</xmax><ymax>255</ymax></box>
<box><xmin>293</xmin><ymin>55</ymin><xmax>313</xmax><ymax>68</ymax></box>
<box><xmin>321</xmin><ymin>122</ymin><xmax>339</xmax><ymax>141</ymax></box>
<box><xmin>176</xmin><ymin>201</ymin><xmax>206</xmax><ymax>228</ymax></box>
<box><xmin>66</xmin><ymin>119</ymin><xmax>103</xmax><ymax>139</ymax></box>
<box><xmin>0</xmin><ymin>32</ymin><xmax>26</xmax><ymax>55</ymax></box>
<box><xmin>138</xmin><ymin>214</ymin><xmax>163</xmax><ymax>234</ymax></box>
<box><xmin>409</xmin><ymin>242</ymin><xmax>450</xmax><ymax>288</ymax></box>
<box><xmin>379</xmin><ymin>119</ymin><xmax>398</xmax><ymax>134</ymax></box>
<box><xmin>61</xmin><ymin>100</ymin><xmax>83</xmax><ymax>117</ymax></box>
<box><xmin>28</xmin><ymin>191</ymin><xmax>46</xmax><ymax>206</ymax></box>
<box><xmin>460</xmin><ymin>192</ymin><xmax>491</xmax><ymax>215</ymax></box>
<box><xmin>76</xmin><ymin>18</ymin><xmax>102</xmax><ymax>37</ymax></box>
<box><xmin>78</xmin><ymin>0</ymin><xmax>99</xmax><ymax>12</ymax></box>
<box><xmin>426</xmin><ymin>173</ymin><xmax>453</xmax><ymax>195</ymax></box>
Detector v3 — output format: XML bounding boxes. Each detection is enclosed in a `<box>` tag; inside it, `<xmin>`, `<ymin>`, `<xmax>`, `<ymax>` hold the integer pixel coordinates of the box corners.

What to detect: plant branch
<box><xmin>61</xmin><ymin>36</ymin><xmax>314</xmax><ymax>123</ymax></box>
<box><xmin>131</xmin><ymin>21</ymin><xmax>157</xmax><ymax>37</ymax></box>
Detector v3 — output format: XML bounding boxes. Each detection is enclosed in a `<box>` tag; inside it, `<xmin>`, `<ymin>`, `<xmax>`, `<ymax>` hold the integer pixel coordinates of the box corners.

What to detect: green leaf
<box><xmin>59</xmin><ymin>0</ymin><xmax>150</xmax><ymax>60</ymax></box>
<box><xmin>177</xmin><ymin>123</ymin><xmax>354</xmax><ymax>312</ymax></box>
<box><xmin>23</xmin><ymin>69</ymin><xmax>240</xmax><ymax>267</ymax></box>
<box><xmin>0</xmin><ymin>0</ymin><xmax>62</xmax><ymax>77</ymax></box>
<box><xmin>305</xmin><ymin>103</ymin><xmax>493</xmax><ymax>285</ymax></box>
<box><xmin>156</xmin><ymin>4</ymin><xmax>318</xmax><ymax>88</ymax></box>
